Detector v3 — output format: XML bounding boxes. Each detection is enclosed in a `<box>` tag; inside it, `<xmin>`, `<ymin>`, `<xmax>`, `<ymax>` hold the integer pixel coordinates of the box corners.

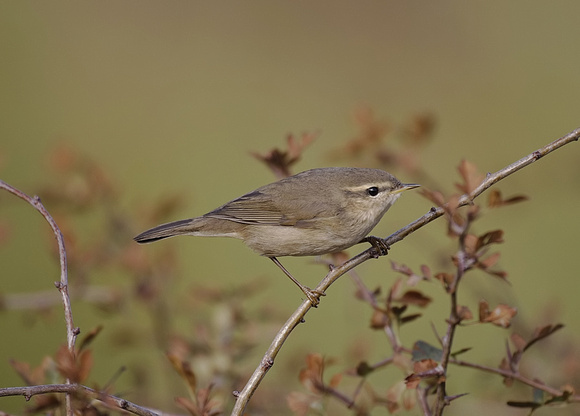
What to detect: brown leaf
<box><xmin>167</xmin><ymin>353</ymin><xmax>197</xmax><ymax>393</ymax></box>
<box><xmin>456</xmin><ymin>305</ymin><xmax>473</xmax><ymax>321</ymax></box>
<box><xmin>524</xmin><ymin>324</ymin><xmax>565</xmax><ymax>352</ymax></box>
<box><xmin>55</xmin><ymin>345</ymin><xmax>92</xmax><ymax>383</ymax></box>
<box><xmin>299</xmin><ymin>353</ymin><xmax>325</xmax><ymax>394</ymax></box>
<box><xmin>420</xmin><ymin>264</ymin><xmax>432</xmax><ymax>280</ymax></box>
<box><xmin>510</xmin><ymin>333</ymin><xmax>527</xmax><ymax>352</ymax></box>
<box><xmin>405</xmin><ymin>359</ymin><xmax>442</xmax><ymax>389</ymax></box>
<box><xmin>477</xmin><ymin>230</ymin><xmax>504</xmax><ymax>249</ymax></box>
<box><xmin>463</xmin><ymin>234</ymin><xmax>479</xmax><ymax>255</ymax></box>
<box><xmin>329</xmin><ymin>373</ymin><xmax>343</xmax><ymax>388</ymax></box>
<box><xmin>252</xmin><ymin>132</ymin><xmax>318</xmax><ymax>179</ymax></box>
<box><xmin>456</xmin><ymin>159</ymin><xmax>484</xmax><ymax>194</ymax></box>
<box><xmin>175</xmin><ymin>396</ymin><xmax>199</xmax><ymax>416</ymax></box>
<box><xmin>370</xmin><ymin>308</ymin><xmax>389</xmax><ymax>329</ymax></box>
<box><xmin>434</xmin><ymin>272</ymin><xmax>454</xmax><ymax>290</ymax></box>
<box><xmin>391</xmin><ymin>261</ymin><xmax>426</xmax><ymax>285</ymax></box>
<box><xmin>479</xmin><ymin>300</ymin><xmax>517</xmax><ymax>328</ymax></box>
<box><xmin>78</xmin><ymin>325</ymin><xmax>103</xmax><ymax>353</ymax></box>
<box><xmin>478</xmin><ymin>252</ymin><xmax>501</xmax><ymax>269</ymax></box>
<box><xmin>76</xmin><ymin>349</ymin><xmax>93</xmax><ymax>383</ymax></box>
<box><xmin>286</xmin><ymin>391</ymin><xmax>318</xmax><ymax>416</ymax></box>
<box><xmin>402</xmin><ymin>113</ymin><xmax>436</xmax><ymax>145</ymax></box>
<box><xmin>397</xmin><ymin>290</ymin><xmax>432</xmax><ymax>307</ymax></box>
<box><xmin>418</xmin><ymin>188</ymin><xmax>446</xmax><ymax>207</ymax></box>
<box><xmin>10</xmin><ymin>359</ymin><xmax>39</xmax><ymax>385</ymax></box>
<box><xmin>488</xmin><ymin>189</ymin><xmax>529</xmax><ymax>208</ymax></box>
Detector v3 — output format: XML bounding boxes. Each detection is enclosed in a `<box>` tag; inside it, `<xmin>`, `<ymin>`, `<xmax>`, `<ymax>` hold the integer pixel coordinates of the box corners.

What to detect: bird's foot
<box><xmin>362</xmin><ymin>236</ymin><xmax>390</xmax><ymax>258</ymax></box>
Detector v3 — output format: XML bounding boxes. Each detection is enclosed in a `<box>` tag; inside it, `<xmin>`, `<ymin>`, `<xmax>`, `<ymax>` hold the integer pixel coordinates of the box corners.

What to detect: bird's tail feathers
<box><xmin>134</xmin><ymin>218</ymin><xmax>199</xmax><ymax>243</ymax></box>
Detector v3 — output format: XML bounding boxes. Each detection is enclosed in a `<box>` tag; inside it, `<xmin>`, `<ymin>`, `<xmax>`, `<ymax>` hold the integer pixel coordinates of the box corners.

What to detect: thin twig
<box><xmin>0</xmin><ymin>181</ymin><xmax>78</xmax><ymax>415</ymax></box>
<box><xmin>0</xmin><ymin>384</ymin><xmax>162</xmax><ymax>416</ymax></box>
<box><xmin>231</xmin><ymin>127</ymin><xmax>580</xmax><ymax>415</ymax></box>
<box><xmin>449</xmin><ymin>359</ymin><xmax>580</xmax><ymax>403</ymax></box>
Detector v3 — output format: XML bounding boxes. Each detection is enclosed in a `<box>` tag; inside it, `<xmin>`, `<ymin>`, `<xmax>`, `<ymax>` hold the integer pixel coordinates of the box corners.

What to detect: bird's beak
<box><xmin>393</xmin><ymin>183</ymin><xmax>420</xmax><ymax>194</ymax></box>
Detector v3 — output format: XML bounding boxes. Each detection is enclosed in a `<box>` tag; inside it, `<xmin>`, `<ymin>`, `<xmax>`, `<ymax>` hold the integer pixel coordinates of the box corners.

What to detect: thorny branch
<box><xmin>0</xmin><ymin>180</ymin><xmax>78</xmax><ymax>416</ymax></box>
<box><xmin>231</xmin><ymin>127</ymin><xmax>580</xmax><ymax>415</ymax></box>
<box><xmin>0</xmin><ymin>384</ymin><xmax>161</xmax><ymax>416</ymax></box>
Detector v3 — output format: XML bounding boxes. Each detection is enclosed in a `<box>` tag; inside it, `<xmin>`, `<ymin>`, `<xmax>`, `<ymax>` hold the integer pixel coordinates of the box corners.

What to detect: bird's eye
<box><xmin>366</xmin><ymin>186</ymin><xmax>379</xmax><ymax>197</ymax></box>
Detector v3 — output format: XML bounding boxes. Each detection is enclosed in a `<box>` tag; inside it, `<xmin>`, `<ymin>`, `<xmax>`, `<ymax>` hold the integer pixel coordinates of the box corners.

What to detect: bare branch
<box><xmin>0</xmin><ymin>384</ymin><xmax>162</xmax><ymax>416</ymax></box>
<box><xmin>450</xmin><ymin>359</ymin><xmax>580</xmax><ymax>403</ymax></box>
<box><xmin>0</xmin><ymin>181</ymin><xmax>78</xmax><ymax>415</ymax></box>
<box><xmin>231</xmin><ymin>127</ymin><xmax>579</xmax><ymax>415</ymax></box>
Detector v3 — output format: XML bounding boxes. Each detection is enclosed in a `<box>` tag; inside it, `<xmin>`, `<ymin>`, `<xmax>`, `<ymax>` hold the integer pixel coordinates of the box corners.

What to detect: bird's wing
<box><xmin>205</xmin><ymin>189</ymin><xmax>332</xmax><ymax>226</ymax></box>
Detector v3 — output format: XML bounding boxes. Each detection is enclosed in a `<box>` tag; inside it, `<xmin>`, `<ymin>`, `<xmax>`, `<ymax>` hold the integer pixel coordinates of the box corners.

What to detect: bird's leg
<box><xmin>269</xmin><ymin>257</ymin><xmax>326</xmax><ymax>307</ymax></box>
<box><xmin>361</xmin><ymin>236</ymin><xmax>390</xmax><ymax>257</ymax></box>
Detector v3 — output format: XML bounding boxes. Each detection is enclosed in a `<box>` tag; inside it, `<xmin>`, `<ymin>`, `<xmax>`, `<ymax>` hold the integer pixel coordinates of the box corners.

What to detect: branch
<box><xmin>0</xmin><ymin>180</ymin><xmax>78</xmax><ymax>415</ymax></box>
<box><xmin>231</xmin><ymin>127</ymin><xmax>580</xmax><ymax>415</ymax></box>
<box><xmin>0</xmin><ymin>384</ymin><xmax>162</xmax><ymax>416</ymax></box>
<box><xmin>450</xmin><ymin>358</ymin><xmax>580</xmax><ymax>403</ymax></box>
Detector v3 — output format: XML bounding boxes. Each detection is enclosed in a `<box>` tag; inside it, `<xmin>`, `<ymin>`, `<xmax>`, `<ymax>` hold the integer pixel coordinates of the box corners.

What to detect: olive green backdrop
<box><xmin>1</xmin><ymin>2</ymin><xmax>579</xmax><ymax>415</ymax></box>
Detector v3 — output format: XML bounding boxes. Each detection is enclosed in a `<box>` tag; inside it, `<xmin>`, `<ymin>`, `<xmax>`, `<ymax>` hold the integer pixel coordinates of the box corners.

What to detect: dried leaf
<box><xmin>286</xmin><ymin>391</ymin><xmax>318</xmax><ymax>416</ymax></box>
<box><xmin>434</xmin><ymin>272</ymin><xmax>455</xmax><ymax>290</ymax></box>
<box><xmin>477</xmin><ymin>230</ymin><xmax>504</xmax><ymax>249</ymax></box>
<box><xmin>420</xmin><ymin>264</ymin><xmax>432</xmax><ymax>280</ymax></box>
<box><xmin>252</xmin><ymin>132</ymin><xmax>318</xmax><ymax>179</ymax></box>
<box><xmin>478</xmin><ymin>252</ymin><xmax>501</xmax><ymax>269</ymax></box>
<box><xmin>76</xmin><ymin>349</ymin><xmax>93</xmax><ymax>383</ymax></box>
<box><xmin>463</xmin><ymin>234</ymin><xmax>479</xmax><ymax>255</ymax></box>
<box><xmin>78</xmin><ymin>325</ymin><xmax>103</xmax><ymax>353</ymax></box>
<box><xmin>510</xmin><ymin>333</ymin><xmax>527</xmax><ymax>352</ymax></box>
<box><xmin>175</xmin><ymin>396</ymin><xmax>199</xmax><ymax>416</ymax></box>
<box><xmin>456</xmin><ymin>305</ymin><xmax>473</xmax><ymax>322</ymax></box>
<box><xmin>479</xmin><ymin>300</ymin><xmax>517</xmax><ymax>328</ymax></box>
<box><xmin>329</xmin><ymin>372</ymin><xmax>343</xmax><ymax>388</ymax></box>
<box><xmin>397</xmin><ymin>290</ymin><xmax>432</xmax><ymax>307</ymax></box>
<box><xmin>386</xmin><ymin>380</ymin><xmax>406</xmax><ymax>404</ymax></box>
<box><xmin>370</xmin><ymin>308</ymin><xmax>389</xmax><ymax>329</ymax></box>
<box><xmin>402</xmin><ymin>113</ymin><xmax>436</xmax><ymax>145</ymax></box>
<box><xmin>405</xmin><ymin>359</ymin><xmax>442</xmax><ymax>389</ymax></box>
<box><xmin>450</xmin><ymin>347</ymin><xmax>472</xmax><ymax>358</ymax></box>
<box><xmin>299</xmin><ymin>353</ymin><xmax>324</xmax><ymax>394</ymax></box>
<box><xmin>488</xmin><ymin>189</ymin><xmax>529</xmax><ymax>208</ymax></box>
<box><xmin>456</xmin><ymin>160</ymin><xmax>484</xmax><ymax>194</ymax></box>
<box><xmin>55</xmin><ymin>345</ymin><xmax>92</xmax><ymax>383</ymax></box>
<box><xmin>526</xmin><ymin>324</ymin><xmax>565</xmax><ymax>352</ymax></box>
<box><xmin>167</xmin><ymin>353</ymin><xmax>197</xmax><ymax>394</ymax></box>
<box><xmin>400</xmin><ymin>313</ymin><xmax>423</xmax><ymax>325</ymax></box>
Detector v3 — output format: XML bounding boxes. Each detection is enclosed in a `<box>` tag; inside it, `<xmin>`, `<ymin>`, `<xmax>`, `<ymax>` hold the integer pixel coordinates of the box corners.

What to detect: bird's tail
<box><xmin>134</xmin><ymin>218</ymin><xmax>199</xmax><ymax>243</ymax></box>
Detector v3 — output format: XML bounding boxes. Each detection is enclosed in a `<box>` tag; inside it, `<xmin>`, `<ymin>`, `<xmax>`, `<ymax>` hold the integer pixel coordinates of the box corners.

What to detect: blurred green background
<box><xmin>1</xmin><ymin>2</ymin><xmax>579</xmax><ymax>415</ymax></box>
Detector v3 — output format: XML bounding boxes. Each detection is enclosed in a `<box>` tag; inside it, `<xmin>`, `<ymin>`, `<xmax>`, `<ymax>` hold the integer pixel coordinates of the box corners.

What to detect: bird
<box><xmin>134</xmin><ymin>167</ymin><xmax>419</xmax><ymax>305</ymax></box>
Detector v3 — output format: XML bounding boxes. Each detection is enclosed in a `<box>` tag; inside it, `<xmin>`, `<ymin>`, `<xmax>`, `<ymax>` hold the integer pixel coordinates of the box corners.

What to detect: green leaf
<box><xmin>412</xmin><ymin>340</ymin><xmax>442</xmax><ymax>362</ymax></box>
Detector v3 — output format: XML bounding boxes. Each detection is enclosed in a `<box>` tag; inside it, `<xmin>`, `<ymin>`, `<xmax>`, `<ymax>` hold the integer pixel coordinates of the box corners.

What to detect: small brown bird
<box><xmin>134</xmin><ymin>167</ymin><xmax>419</xmax><ymax>305</ymax></box>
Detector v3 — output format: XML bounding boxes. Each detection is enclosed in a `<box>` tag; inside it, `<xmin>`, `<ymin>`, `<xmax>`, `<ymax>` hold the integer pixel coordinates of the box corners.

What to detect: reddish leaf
<box><xmin>477</xmin><ymin>230</ymin><xmax>504</xmax><ymax>249</ymax></box>
<box><xmin>488</xmin><ymin>189</ymin><xmax>529</xmax><ymax>208</ymax></box>
<box><xmin>299</xmin><ymin>353</ymin><xmax>325</xmax><ymax>394</ymax></box>
<box><xmin>397</xmin><ymin>290</ymin><xmax>432</xmax><ymax>307</ymax></box>
<box><xmin>456</xmin><ymin>159</ymin><xmax>484</xmax><ymax>194</ymax></box>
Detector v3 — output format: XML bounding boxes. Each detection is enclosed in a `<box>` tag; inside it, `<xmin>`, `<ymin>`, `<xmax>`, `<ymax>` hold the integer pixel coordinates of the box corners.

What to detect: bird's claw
<box><xmin>303</xmin><ymin>287</ymin><xmax>326</xmax><ymax>307</ymax></box>
<box><xmin>363</xmin><ymin>236</ymin><xmax>390</xmax><ymax>257</ymax></box>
